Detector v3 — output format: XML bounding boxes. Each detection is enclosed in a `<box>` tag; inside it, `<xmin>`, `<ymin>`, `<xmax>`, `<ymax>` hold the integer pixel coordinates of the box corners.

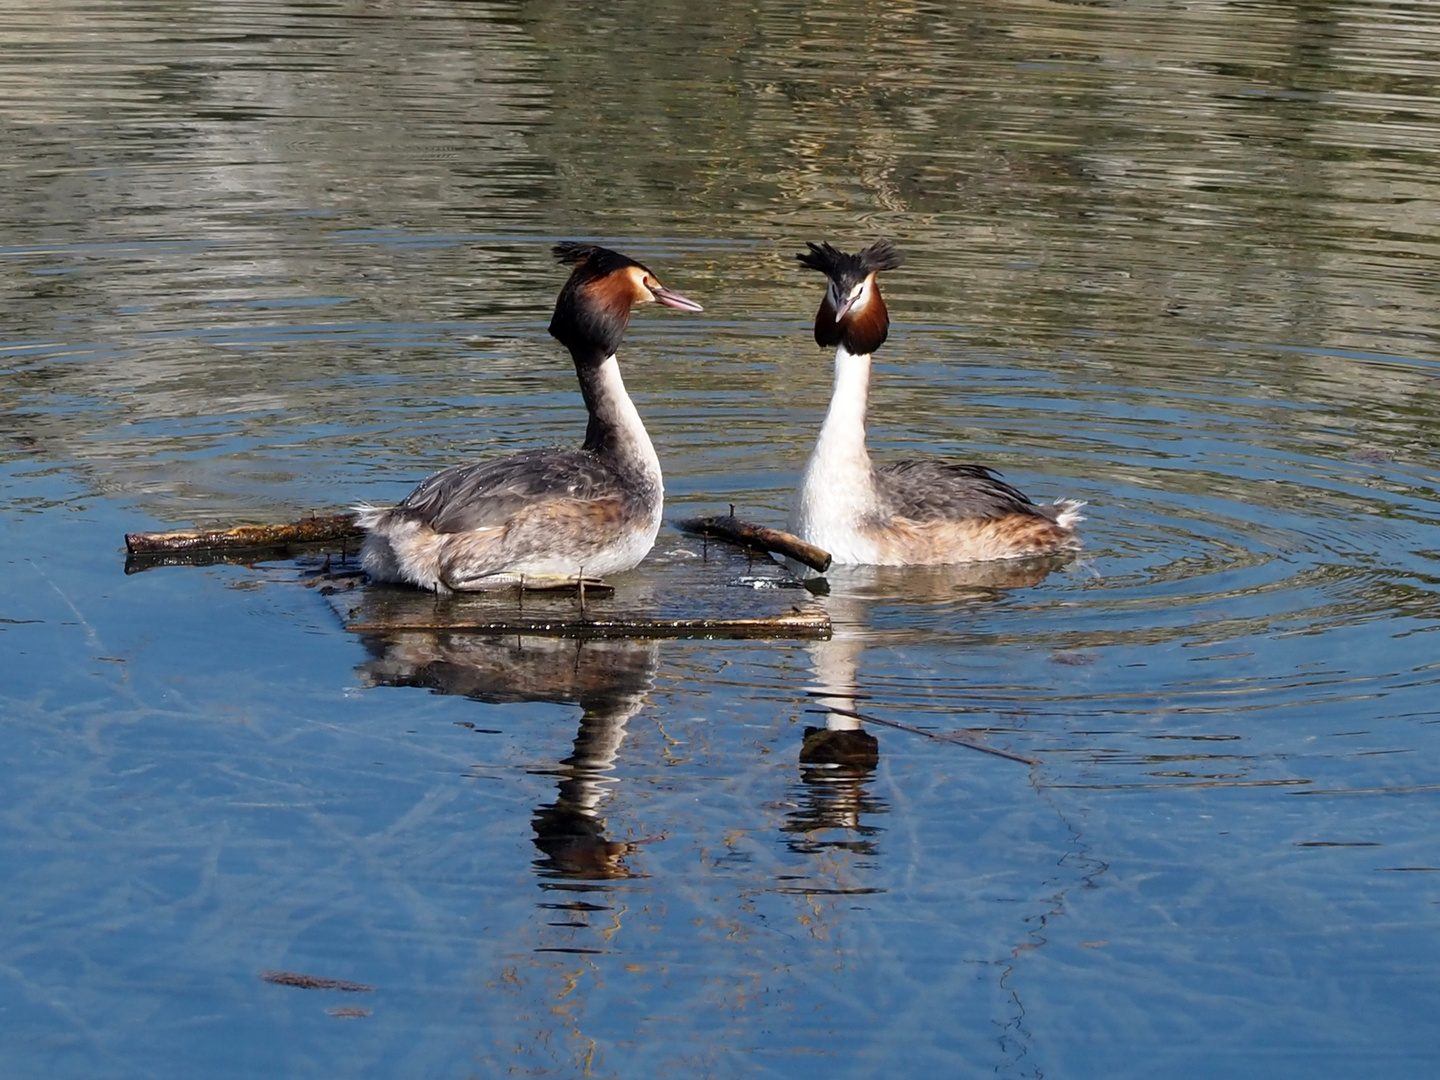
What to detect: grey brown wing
<box><xmin>876</xmin><ymin>459</ymin><xmax>1054</xmax><ymax>522</ymax></box>
<box><xmin>394</xmin><ymin>447</ymin><xmax>625</xmax><ymax>534</ymax></box>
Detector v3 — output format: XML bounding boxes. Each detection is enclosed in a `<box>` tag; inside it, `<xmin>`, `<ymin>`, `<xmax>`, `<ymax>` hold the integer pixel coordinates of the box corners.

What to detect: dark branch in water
<box><xmin>260</xmin><ymin>969</ymin><xmax>374</xmax><ymax>993</ymax></box>
<box><xmin>675</xmin><ymin>515</ymin><xmax>832</xmax><ymax>573</ymax></box>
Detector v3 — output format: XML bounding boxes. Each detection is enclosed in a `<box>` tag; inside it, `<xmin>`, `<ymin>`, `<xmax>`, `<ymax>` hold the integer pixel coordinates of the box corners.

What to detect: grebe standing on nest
<box><xmin>786</xmin><ymin>240</ymin><xmax>1082</xmax><ymax>566</ymax></box>
<box><xmin>358</xmin><ymin>243</ymin><xmax>702</xmax><ymax>592</ymax></box>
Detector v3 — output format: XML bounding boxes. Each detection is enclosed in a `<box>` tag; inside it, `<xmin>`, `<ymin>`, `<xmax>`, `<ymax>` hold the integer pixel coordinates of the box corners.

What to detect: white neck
<box><xmin>814</xmin><ymin>345</ymin><xmax>872</xmax><ymax>459</ymax></box>
<box><xmin>586</xmin><ymin>353</ymin><xmax>663</xmax><ymax>500</ymax></box>
<box><xmin>787</xmin><ymin>345</ymin><xmax>880</xmax><ymax>560</ymax></box>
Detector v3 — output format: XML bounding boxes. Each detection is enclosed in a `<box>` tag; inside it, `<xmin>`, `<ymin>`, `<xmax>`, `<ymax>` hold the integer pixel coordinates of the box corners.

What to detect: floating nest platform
<box><xmin>330</xmin><ymin>541</ymin><xmax>830</xmax><ymax>640</ymax></box>
<box><xmin>123</xmin><ymin>513</ymin><xmax>831</xmax><ymax>640</ymax></box>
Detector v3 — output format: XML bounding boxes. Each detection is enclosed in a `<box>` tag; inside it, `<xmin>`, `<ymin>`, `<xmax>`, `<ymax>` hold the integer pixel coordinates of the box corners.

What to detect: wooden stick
<box><xmin>675</xmin><ymin>515</ymin><xmax>832</xmax><ymax>573</ymax></box>
<box><xmin>347</xmin><ymin>611</ymin><xmax>832</xmax><ymax>640</ymax></box>
<box><xmin>125</xmin><ymin>513</ymin><xmax>363</xmax><ymax>555</ymax></box>
<box><xmin>815</xmin><ymin>705</ymin><xmax>1039</xmax><ymax>765</ymax></box>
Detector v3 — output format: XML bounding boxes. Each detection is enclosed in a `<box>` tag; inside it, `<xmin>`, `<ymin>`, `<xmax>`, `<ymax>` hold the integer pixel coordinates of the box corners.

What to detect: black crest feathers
<box><xmin>798</xmin><ymin>240</ymin><xmax>899</xmax><ymax>354</ymax></box>
<box><xmin>552</xmin><ymin>242</ymin><xmax>642</xmax><ymax>277</ymax></box>
<box><xmin>796</xmin><ymin>240</ymin><xmax>902</xmax><ymax>281</ymax></box>
<box><xmin>552</xmin><ymin>240</ymin><xmax>594</xmax><ymax>265</ymax></box>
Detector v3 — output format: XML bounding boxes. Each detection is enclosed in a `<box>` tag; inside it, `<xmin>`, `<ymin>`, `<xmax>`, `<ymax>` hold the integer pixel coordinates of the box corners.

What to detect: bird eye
<box><xmin>848</xmin><ymin>283</ymin><xmax>865</xmax><ymax>301</ymax></box>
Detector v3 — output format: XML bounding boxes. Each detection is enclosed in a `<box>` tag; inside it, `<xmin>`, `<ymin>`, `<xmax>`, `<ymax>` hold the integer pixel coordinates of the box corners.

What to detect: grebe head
<box><xmin>548</xmin><ymin>242</ymin><xmax>702</xmax><ymax>362</ymax></box>
<box><xmin>796</xmin><ymin>240</ymin><xmax>902</xmax><ymax>356</ymax></box>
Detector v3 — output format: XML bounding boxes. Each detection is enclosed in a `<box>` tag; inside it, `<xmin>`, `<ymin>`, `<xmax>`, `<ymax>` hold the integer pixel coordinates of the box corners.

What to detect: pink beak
<box><xmin>650</xmin><ymin>283</ymin><xmax>704</xmax><ymax>312</ymax></box>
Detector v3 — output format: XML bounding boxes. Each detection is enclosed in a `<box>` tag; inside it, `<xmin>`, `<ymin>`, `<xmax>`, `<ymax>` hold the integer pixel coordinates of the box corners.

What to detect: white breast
<box><xmin>787</xmin><ymin>345</ymin><xmax>881</xmax><ymax>565</ymax></box>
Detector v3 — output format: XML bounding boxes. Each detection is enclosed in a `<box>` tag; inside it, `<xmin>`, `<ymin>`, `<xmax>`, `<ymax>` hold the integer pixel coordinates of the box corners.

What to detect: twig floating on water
<box><xmin>675</xmin><ymin>515</ymin><xmax>832</xmax><ymax>573</ymax></box>
<box><xmin>125</xmin><ymin>512</ymin><xmax>363</xmax><ymax>555</ymax></box>
<box><xmin>817</xmin><ymin>705</ymin><xmax>1039</xmax><ymax>766</ymax></box>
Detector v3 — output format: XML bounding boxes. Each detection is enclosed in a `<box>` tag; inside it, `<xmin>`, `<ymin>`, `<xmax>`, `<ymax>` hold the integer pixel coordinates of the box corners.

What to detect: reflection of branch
<box><xmin>815</xmin><ymin>705</ymin><xmax>1038</xmax><ymax>766</ymax></box>
<box><xmin>675</xmin><ymin>515</ymin><xmax>832</xmax><ymax>573</ymax></box>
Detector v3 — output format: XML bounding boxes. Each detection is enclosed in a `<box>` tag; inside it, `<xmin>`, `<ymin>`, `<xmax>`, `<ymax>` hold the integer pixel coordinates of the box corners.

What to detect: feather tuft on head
<box><xmin>796</xmin><ymin>240</ymin><xmax>902</xmax><ymax>280</ymax></box>
<box><xmin>552</xmin><ymin>242</ymin><xmax>643</xmax><ymax>276</ymax></box>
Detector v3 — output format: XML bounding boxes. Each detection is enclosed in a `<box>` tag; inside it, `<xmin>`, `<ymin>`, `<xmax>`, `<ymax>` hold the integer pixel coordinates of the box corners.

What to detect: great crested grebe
<box><xmin>357</xmin><ymin>242</ymin><xmax>702</xmax><ymax>592</ymax></box>
<box><xmin>786</xmin><ymin>240</ymin><xmax>1082</xmax><ymax>566</ymax></box>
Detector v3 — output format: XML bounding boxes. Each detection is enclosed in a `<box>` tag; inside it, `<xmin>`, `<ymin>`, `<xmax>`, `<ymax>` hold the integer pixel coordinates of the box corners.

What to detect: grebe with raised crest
<box><xmin>786</xmin><ymin>240</ymin><xmax>1082</xmax><ymax>566</ymax></box>
<box><xmin>357</xmin><ymin>242</ymin><xmax>702</xmax><ymax>592</ymax></box>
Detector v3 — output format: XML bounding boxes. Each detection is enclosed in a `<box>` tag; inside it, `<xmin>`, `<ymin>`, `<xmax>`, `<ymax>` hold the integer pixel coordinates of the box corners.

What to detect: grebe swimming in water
<box><xmin>786</xmin><ymin>240</ymin><xmax>1082</xmax><ymax>566</ymax></box>
<box><xmin>357</xmin><ymin>242</ymin><xmax>702</xmax><ymax>592</ymax></box>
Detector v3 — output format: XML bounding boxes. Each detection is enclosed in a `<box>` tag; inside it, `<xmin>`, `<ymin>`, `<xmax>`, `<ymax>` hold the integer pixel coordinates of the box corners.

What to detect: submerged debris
<box><xmin>260</xmin><ymin>970</ymin><xmax>374</xmax><ymax>993</ymax></box>
<box><xmin>327</xmin><ymin>1006</ymin><xmax>374</xmax><ymax>1019</ymax></box>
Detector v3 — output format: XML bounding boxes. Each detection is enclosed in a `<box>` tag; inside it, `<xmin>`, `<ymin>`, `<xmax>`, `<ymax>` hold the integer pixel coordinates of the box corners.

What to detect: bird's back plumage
<box><xmin>381</xmin><ymin>447</ymin><xmax>645</xmax><ymax>535</ymax></box>
<box><xmin>874</xmin><ymin>459</ymin><xmax>1041</xmax><ymax>522</ymax></box>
